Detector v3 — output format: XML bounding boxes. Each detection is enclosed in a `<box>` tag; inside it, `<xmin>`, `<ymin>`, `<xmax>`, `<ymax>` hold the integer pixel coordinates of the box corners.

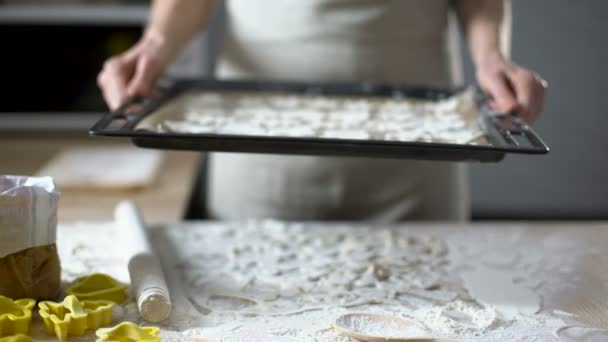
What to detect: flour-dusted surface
<box><xmin>41</xmin><ymin>221</ymin><xmax>608</xmax><ymax>341</ymax></box>
<box><xmin>145</xmin><ymin>89</ymin><xmax>486</xmax><ymax>145</ymax></box>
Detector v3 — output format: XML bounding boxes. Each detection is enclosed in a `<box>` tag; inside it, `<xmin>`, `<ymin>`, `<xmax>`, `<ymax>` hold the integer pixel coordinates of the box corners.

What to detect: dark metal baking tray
<box><xmin>89</xmin><ymin>79</ymin><xmax>549</xmax><ymax>162</ymax></box>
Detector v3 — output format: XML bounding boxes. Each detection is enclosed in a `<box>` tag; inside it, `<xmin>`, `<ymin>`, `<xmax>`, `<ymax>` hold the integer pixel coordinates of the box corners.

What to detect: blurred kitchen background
<box><xmin>1</xmin><ymin>1</ymin><xmax>606</xmax><ymax>220</ymax></box>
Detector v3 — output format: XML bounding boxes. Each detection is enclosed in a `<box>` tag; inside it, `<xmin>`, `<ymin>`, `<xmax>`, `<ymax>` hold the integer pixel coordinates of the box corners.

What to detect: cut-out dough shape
<box><xmin>38</xmin><ymin>295</ymin><xmax>114</xmax><ymax>341</ymax></box>
<box><xmin>0</xmin><ymin>335</ymin><xmax>34</xmax><ymax>342</ymax></box>
<box><xmin>334</xmin><ymin>313</ymin><xmax>457</xmax><ymax>342</ymax></box>
<box><xmin>206</xmin><ymin>294</ymin><xmax>257</xmax><ymax>311</ymax></box>
<box><xmin>66</xmin><ymin>273</ymin><xmax>128</xmax><ymax>303</ymax></box>
<box><xmin>95</xmin><ymin>322</ymin><xmax>160</xmax><ymax>342</ymax></box>
<box><xmin>0</xmin><ymin>296</ymin><xmax>36</xmax><ymax>337</ymax></box>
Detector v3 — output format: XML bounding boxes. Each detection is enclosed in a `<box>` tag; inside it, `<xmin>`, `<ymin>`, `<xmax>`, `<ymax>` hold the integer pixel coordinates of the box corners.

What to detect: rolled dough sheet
<box><xmin>36</xmin><ymin>147</ymin><xmax>163</xmax><ymax>190</ymax></box>
<box><xmin>461</xmin><ymin>266</ymin><xmax>541</xmax><ymax>320</ymax></box>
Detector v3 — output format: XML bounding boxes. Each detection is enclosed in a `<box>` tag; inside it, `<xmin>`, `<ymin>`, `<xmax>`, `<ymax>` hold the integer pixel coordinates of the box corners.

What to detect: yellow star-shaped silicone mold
<box><xmin>0</xmin><ymin>334</ymin><xmax>34</xmax><ymax>342</ymax></box>
<box><xmin>38</xmin><ymin>295</ymin><xmax>114</xmax><ymax>341</ymax></box>
<box><xmin>0</xmin><ymin>296</ymin><xmax>35</xmax><ymax>337</ymax></box>
<box><xmin>66</xmin><ymin>273</ymin><xmax>129</xmax><ymax>304</ymax></box>
<box><xmin>96</xmin><ymin>322</ymin><xmax>160</xmax><ymax>342</ymax></box>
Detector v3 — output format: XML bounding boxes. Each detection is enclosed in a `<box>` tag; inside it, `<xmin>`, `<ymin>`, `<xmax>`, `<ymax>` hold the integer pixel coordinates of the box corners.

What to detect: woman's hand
<box><xmin>476</xmin><ymin>52</ymin><xmax>548</xmax><ymax>123</ymax></box>
<box><xmin>97</xmin><ymin>0</ymin><xmax>218</xmax><ymax>110</ymax></box>
<box><xmin>97</xmin><ymin>33</ymin><xmax>172</xmax><ymax>110</ymax></box>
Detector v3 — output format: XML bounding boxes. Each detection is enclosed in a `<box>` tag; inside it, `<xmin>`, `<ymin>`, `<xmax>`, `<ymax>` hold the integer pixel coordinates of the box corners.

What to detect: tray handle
<box><xmin>482</xmin><ymin>108</ymin><xmax>549</xmax><ymax>152</ymax></box>
<box><xmin>90</xmin><ymin>94</ymin><xmax>159</xmax><ymax>134</ymax></box>
<box><xmin>474</xmin><ymin>86</ymin><xmax>549</xmax><ymax>153</ymax></box>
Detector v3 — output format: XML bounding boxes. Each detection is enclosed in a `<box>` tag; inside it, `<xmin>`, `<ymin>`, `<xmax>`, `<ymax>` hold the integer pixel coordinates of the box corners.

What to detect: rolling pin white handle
<box><xmin>129</xmin><ymin>253</ymin><xmax>172</xmax><ymax>322</ymax></box>
<box><xmin>115</xmin><ymin>200</ymin><xmax>172</xmax><ymax>323</ymax></box>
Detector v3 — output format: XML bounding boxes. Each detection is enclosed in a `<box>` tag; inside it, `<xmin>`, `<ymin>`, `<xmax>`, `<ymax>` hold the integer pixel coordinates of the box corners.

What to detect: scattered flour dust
<box><xmin>48</xmin><ymin>220</ymin><xmax>573</xmax><ymax>342</ymax></box>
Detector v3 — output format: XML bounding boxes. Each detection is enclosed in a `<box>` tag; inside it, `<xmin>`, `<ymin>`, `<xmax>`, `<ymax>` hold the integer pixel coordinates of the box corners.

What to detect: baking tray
<box><xmin>89</xmin><ymin>79</ymin><xmax>549</xmax><ymax>162</ymax></box>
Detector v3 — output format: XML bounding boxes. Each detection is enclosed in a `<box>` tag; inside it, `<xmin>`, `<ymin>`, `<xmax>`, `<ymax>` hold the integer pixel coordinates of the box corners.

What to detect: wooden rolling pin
<box><xmin>115</xmin><ymin>201</ymin><xmax>172</xmax><ymax>322</ymax></box>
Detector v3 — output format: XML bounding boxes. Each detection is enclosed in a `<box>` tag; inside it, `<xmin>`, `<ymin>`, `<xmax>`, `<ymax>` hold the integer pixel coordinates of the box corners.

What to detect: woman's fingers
<box><xmin>531</xmin><ymin>73</ymin><xmax>548</xmax><ymax>120</ymax></box>
<box><xmin>97</xmin><ymin>54</ymin><xmax>137</xmax><ymax>110</ymax></box>
<box><xmin>98</xmin><ymin>38</ymin><xmax>168</xmax><ymax>110</ymax></box>
<box><xmin>526</xmin><ymin>74</ymin><xmax>547</xmax><ymax>122</ymax></box>
<box><xmin>475</xmin><ymin>55</ymin><xmax>547</xmax><ymax>124</ymax></box>
<box><xmin>126</xmin><ymin>54</ymin><xmax>162</xmax><ymax>98</ymax></box>
<box><xmin>510</xmin><ymin>69</ymin><xmax>534</xmax><ymax>122</ymax></box>
<box><xmin>507</xmin><ymin>69</ymin><xmax>548</xmax><ymax>123</ymax></box>
<box><xmin>479</xmin><ymin>70</ymin><xmax>519</xmax><ymax>114</ymax></box>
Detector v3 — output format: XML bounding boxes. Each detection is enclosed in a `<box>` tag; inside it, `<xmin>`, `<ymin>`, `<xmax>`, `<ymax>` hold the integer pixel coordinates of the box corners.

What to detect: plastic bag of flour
<box><xmin>0</xmin><ymin>176</ymin><xmax>61</xmax><ymax>300</ymax></box>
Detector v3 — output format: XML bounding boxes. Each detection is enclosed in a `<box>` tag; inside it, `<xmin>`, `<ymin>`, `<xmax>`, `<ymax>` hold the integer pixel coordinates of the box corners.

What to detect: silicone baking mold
<box><xmin>96</xmin><ymin>322</ymin><xmax>160</xmax><ymax>342</ymax></box>
<box><xmin>0</xmin><ymin>297</ymin><xmax>36</xmax><ymax>337</ymax></box>
<box><xmin>0</xmin><ymin>335</ymin><xmax>34</xmax><ymax>342</ymax></box>
<box><xmin>38</xmin><ymin>295</ymin><xmax>114</xmax><ymax>340</ymax></box>
<box><xmin>66</xmin><ymin>273</ymin><xmax>128</xmax><ymax>303</ymax></box>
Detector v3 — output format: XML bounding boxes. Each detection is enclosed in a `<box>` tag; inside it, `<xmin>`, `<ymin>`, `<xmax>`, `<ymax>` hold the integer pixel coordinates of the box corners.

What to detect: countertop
<box><xmin>34</xmin><ymin>220</ymin><xmax>608</xmax><ymax>342</ymax></box>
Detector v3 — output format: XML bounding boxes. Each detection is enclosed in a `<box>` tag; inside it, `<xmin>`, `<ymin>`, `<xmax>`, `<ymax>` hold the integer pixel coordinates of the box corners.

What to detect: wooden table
<box><xmin>1</xmin><ymin>133</ymin><xmax>201</xmax><ymax>224</ymax></box>
<box><xmin>45</xmin><ymin>221</ymin><xmax>608</xmax><ymax>341</ymax></box>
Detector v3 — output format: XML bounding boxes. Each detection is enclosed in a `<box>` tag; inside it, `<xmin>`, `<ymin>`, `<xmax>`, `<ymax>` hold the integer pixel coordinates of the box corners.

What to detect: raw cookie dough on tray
<box><xmin>151</xmin><ymin>88</ymin><xmax>487</xmax><ymax>145</ymax></box>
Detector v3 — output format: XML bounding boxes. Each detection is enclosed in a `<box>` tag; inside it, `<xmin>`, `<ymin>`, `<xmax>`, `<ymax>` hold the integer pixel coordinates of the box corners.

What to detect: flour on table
<box><xmin>146</xmin><ymin>89</ymin><xmax>486</xmax><ymax>145</ymax></box>
<box><xmin>49</xmin><ymin>221</ymin><xmax>577</xmax><ymax>342</ymax></box>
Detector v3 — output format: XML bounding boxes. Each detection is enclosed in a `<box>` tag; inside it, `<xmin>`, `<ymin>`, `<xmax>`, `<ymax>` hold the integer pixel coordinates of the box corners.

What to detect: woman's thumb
<box><xmin>482</xmin><ymin>73</ymin><xmax>519</xmax><ymax>113</ymax></box>
<box><xmin>127</xmin><ymin>55</ymin><xmax>162</xmax><ymax>97</ymax></box>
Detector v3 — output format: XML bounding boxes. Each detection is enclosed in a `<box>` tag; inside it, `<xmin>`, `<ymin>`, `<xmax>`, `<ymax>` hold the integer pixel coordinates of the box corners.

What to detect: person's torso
<box><xmin>219</xmin><ymin>0</ymin><xmax>454</xmax><ymax>84</ymax></box>
<box><xmin>207</xmin><ymin>0</ymin><xmax>467</xmax><ymax>222</ymax></box>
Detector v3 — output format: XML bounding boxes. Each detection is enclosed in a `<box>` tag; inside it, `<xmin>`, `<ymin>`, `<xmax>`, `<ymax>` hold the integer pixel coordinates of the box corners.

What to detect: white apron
<box><xmin>206</xmin><ymin>0</ymin><xmax>470</xmax><ymax>222</ymax></box>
